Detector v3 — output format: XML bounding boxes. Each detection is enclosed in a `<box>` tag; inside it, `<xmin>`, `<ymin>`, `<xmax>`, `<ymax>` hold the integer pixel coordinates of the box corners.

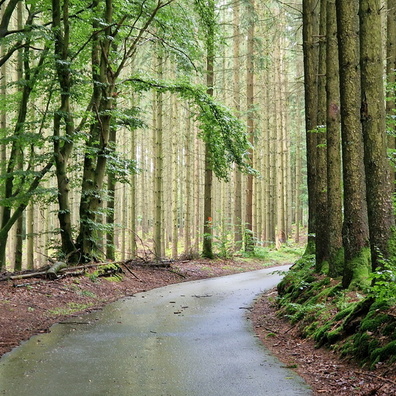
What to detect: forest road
<box><xmin>0</xmin><ymin>266</ymin><xmax>312</xmax><ymax>396</ymax></box>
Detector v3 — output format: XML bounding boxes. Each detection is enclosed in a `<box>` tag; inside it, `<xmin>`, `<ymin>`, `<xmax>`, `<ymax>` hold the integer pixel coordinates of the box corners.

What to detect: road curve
<box><xmin>0</xmin><ymin>266</ymin><xmax>312</xmax><ymax>395</ymax></box>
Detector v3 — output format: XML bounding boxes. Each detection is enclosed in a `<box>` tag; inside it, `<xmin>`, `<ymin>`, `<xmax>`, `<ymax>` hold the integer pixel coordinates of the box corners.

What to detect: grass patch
<box><xmin>48</xmin><ymin>302</ymin><xmax>94</xmax><ymax>316</ymax></box>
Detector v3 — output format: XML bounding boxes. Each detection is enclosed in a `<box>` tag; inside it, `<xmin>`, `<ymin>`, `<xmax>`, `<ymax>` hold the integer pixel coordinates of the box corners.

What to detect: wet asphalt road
<box><xmin>0</xmin><ymin>266</ymin><xmax>312</xmax><ymax>395</ymax></box>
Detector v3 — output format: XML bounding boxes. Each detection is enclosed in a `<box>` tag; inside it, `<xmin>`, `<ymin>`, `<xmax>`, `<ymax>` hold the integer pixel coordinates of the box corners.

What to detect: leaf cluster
<box><xmin>126</xmin><ymin>76</ymin><xmax>256</xmax><ymax>180</ymax></box>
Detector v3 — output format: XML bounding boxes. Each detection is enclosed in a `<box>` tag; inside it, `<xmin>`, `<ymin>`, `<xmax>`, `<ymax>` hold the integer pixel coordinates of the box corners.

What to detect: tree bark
<box><xmin>315</xmin><ymin>0</ymin><xmax>328</xmax><ymax>270</ymax></box>
<box><xmin>245</xmin><ymin>0</ymin><xmax>255</xmax><ymax>252</ymax></box>
<box><xmin>52</xmin><ymin>0</ymin><xmax>77</xmax><ymax>261</ymax></box>
<box><xmin>302</xmin><ymin>0</ymin><xmax>319</xmax><ymax>255</ymax></box>
<box><xmin>326</xmin><ymin>0</ymin><xmax>343</xmax><ymax>277</ymax></box>
<box><xmin>360</xmin><ymin>0</ymin><xmax>394</xmax><ymax>270</ymax></box>
<box><xmin>202</xmin><ymin>0</ymin><xmax>215</xmax><ymax>259</ymax></box>
<box><xmin>336</xmin><ymin>0</ymin><xmax>370</xmax><ymax>288</ymax></box>
<box><xmin>386</xmin><ymin>0</ymin><xmax>396</xmax><ymax>188</ymax></box>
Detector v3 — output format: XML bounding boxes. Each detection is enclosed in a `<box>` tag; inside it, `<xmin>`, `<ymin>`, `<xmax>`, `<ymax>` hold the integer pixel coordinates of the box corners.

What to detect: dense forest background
<box><xmin>0</xmin><ymin>0</ymin><xmax>306</xmax><ymax>271</ymax></box>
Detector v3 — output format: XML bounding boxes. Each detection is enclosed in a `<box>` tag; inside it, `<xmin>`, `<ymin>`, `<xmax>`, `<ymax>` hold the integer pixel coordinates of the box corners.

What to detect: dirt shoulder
<box><xmin>1</xmin><ymin>259</ymin><xmax>395</xmax><ymax>395</ymax></box>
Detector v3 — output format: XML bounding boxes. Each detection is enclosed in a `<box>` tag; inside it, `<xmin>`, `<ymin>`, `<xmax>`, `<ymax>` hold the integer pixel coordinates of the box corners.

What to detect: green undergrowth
<box><xmin>48</xmin><ymin>302</ymin><xmax>95</xmax><ymax>316</ymax></box>
<box><xmin>277</xmin><ymin>256</ymin><xmax>396</xmax><ymax>369</ymax></box>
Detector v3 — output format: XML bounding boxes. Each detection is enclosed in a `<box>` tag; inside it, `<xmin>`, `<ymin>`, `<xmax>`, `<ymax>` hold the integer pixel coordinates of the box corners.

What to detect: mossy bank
<box><xmin>276</xmin><ymin>256</ymin><xmax>396</xmax><ymax>369</ymax></box>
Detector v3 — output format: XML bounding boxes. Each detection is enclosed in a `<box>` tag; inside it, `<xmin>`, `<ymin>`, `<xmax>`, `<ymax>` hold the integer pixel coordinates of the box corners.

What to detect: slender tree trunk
<box><xmin>245</xmin><ymin>0</ymin><xmax>255</xmax><ymax>252</ymax></box>
<box><xmin>26</xmin><ymin>202</ymin><xmax>34</xmax><ymax>269</ymax></box>
<box><xmin>315</xmin><ymin>0</ymin><xmax>328</xmax><ymax>270</ymax></box>
<box><xmin>184</xmin><ymin>110</ymin><xmax>193</xmax><ymax>256</ymax></box>
<box><xmin>326</xmin><ymin>0</ymin><xmax>343</xmax><ymax>277</ymax></box>
<box><xmin>130</xmin><ymin>127</ymin><xmax>137</xmax><ymax>258</ymax></box>
<box><xmin>153</xmin><ymin>51</ymin><xmax>164</xmax><ymax>260</ymax></box>
<box><xmin>52</xmin><ymin>0</ymin><xmax>76</xmax><ymax>261</ymax></box>
<box><xmin>202</xmin><ymin>0</ymin><xmax>215</xmax><ymax>259</ymax></box>
<box><xmin>360</xmin><ymin>0</ymin><xmax>394</xmax><ymax>270</ymax></box>
<box><xmin>13</xmin><ymin>1</ymin><xmax>24</xmax><ymax>272</ymax></box>
<box><xmin>106</xmin><ymin>126</ymin><xmax>116</xmax><ymax>261</ymax></box>
<box><xmin>233</xmin><ymin>0</ymin><xmax>243</xmax><ymax>250</ymax></box>
<box><xmin>171</xmin><ymin>95</ymin><xmax>179</xmax><ymax>259</ymax></box>
<box><xmin>302</xmin><ymin>0</ymin><xmax>319</xmax><ymax>255</ymax></box>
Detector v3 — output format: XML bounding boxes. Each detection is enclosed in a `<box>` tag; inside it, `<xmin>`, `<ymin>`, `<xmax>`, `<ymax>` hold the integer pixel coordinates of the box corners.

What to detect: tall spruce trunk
<box><xmin>359</xmin><ymin>0</ymin><xmax>394</xmax><ymax>271</ymax></box>
<box><xmin>302</xmin><ymin>0</ymin><xmax>319</xmax><ymax>255</ymax></box>
<box><xmin>336</xmin><ymin>0</ymin><xmax>370</xmax><ymax>288</ymax></box>
<box><xmin>245</xmin><ymin>0</ymin><xmax>255</xmax><ymax>252</ymax></box>
<box><xmin>326</xmin><ymin>0</ymin><xmax>343</xmax><ymax>277</ymax></box>
<box><xmin>202</xmin><ymin>0</ymin><xmax>215</xmax><ymax>259</ymax></box>
<box><xmin>233</xmin><ymin>0</ymin><xmax>243</xmax><ymax>250</ymax></box>
<box><xmin>314</xmin><ymin>0</ymin><xmax>328</xmax><ymax>270</ymax></box>
<box><xmin>153</xmin><ymin>51</ymin><xmax>164</xmax><ymax>260</ymax></box>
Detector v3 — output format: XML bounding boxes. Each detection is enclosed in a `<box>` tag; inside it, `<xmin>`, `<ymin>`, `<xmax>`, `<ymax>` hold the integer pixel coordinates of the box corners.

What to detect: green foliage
<box><xmin>48</xmin><ymin>302</ymin><xmax>94</xmax><ymax>316</ymax></box>
<box><xmin>368</xmin><ymin>260</ymin><xmax>396</xmax><ymax>304</ymax></box>
<box><xmin>88</xmin><ymin>263</ymin><xmax>123</xmax><ymax>282</ymax></box>
<box><xmin>275</xmin><ymin>251</ymin><xmax>396</xmax><ymax>367</ymax></box>
<box><xmin>241</xmin><ymin>246</ymin><xmax>269</xmax><ymax>260</ymax></box>
<box><xmin>126</xmin><ymin>76</ymin><xmax>256</xmax><ymax>181</ymax></box>
<box><xmin>105</xmin><ymin>148</ymin><xmax>140</xmax><ymax>183</ymax></box>
<box><xmin>208</xmin><ymin>220</ymin><xmax>235</xmax><ymax>259</ymax></box>
<box><xmin>284</xmin><ymin>302</ymin><xmax>326</xmax><ymax>324</ymax></box>
<box><xmin>346</xmin><ymin>247</ymin><xmax>372</xmax><ymax>290</ymax></box>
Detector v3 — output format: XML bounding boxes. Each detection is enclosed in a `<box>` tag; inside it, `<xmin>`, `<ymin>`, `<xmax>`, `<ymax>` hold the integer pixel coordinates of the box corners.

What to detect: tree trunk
<box><xmin>336</xmin><ymin>0</ymin><xmax>370</xmax><ymax>289</ymax></box>
<box><xmin>153</xmin><ymin>51</ymin><xmax>164</xmax><ymax>260</ymax></box>
<box><xmin>202</xmin><ymin>0</ymin><xmax>215</xmax><ymax>259</ymax></box>
<box><xmin>245</xmin><ymin>0</ymin><xmax>255</xmax><ymax>252</ymax></box>
<box><xmin>77</xmin><ymin>0</ymin><xmax>115</xmax><ymax>262</ymax></box>
<box><xmin>233</xmin><ymin>0</ymin><xmax>243</xmax><ymax>250</ymax></box>
<box><xmin>106</xmin><ymin>126</ymin><xmax>116</xmax><ymax>261</ymax></box>
<box><xmin>315</xmin><ymin>0</ymin><xmax>328</xmax><ymax>271</ymax></box>
<box><xmin>52</xmin><ymin>0</ymin><xmax>76</xmax><ymax>261</ymax></box>
<box><xmin>302</xmin><ymin>0</ymin><xmax>319</xmax><ymax>255</ymax></box>
<box><xmin>386</xmin><ymin>0</ymin><xmax>396</xmax><ymax>189</ymax></box>
<box><xmin>326</xmin><ymin>0</ymin><xmax>343</xmax><ymax>277</ymax></box>
<box><xmin>359</xmin><ymin>0</ymin><xmax>394</xmax><ymax>270</ymax></box>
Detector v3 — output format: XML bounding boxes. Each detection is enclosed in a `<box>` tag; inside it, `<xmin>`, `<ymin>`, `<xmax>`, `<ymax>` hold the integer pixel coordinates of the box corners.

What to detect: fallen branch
<box><xmin>119</xmin><ymin>263</ymin><xmax>140</xmax><ymax>280</ymax></box>
<box><xmin>167</xmin><ymin>269</ymin><xmax>187</xmax><ymax>278</ymax></box>
<box><xmin>46</xmin><ymin>261</ymin><xmax>68</xmax><ymax>280</ymax></box>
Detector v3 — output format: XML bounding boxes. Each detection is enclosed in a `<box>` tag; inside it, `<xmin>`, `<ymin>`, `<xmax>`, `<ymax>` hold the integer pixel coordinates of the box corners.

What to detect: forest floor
<box><xmin>1</xmin><ymin>258</ymin><xmax>395</xmax><ymax>395</ymax></box>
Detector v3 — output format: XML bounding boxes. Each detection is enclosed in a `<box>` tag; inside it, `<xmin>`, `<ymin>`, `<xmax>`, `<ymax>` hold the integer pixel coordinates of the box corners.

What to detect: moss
<box><xmin>320</xmin><ymin>260</ymin><xmax>329</xmax><ymax>275</ymax></box>
<box><xmin>360</xmin><ymin>314</ymin><xmax>389</xmax><ymax>332</ymax></box>
<box><xmin>333</xmin><ymin>304</ymin><xmax>356</xmax><ymax>321</ymax></box>
<box><xmin>383</xmin><ymin>323</ymin><xmax>396</xmax><ymax>337</ymax></box>
<box><xmin>370</xmin><ymin>340</ymin><xmax>396</xmax><ymax>365</ymax></box>
<box><xmin>347</xmin><ymin>247</ymin><xmax>371</xmax><ymax>290</ymax></box>
<box><xmin>329</xmin><ymin>247</ymin><xmax>345</xmax><ymax>278</ymax></box>
<box><xmin>302</xmin><ymin>321</ymin><xmax>319</xmax><ymax>338</ymax></box>
<box><xmin>306</xmin><ymin>282</ymin><xmax>340</xmax><ymax>305</ymax></box>
<box><xmin>313</xmin><ymin>322</ymin><xmax>332</xmax><ymax>343</ymax></box>
<box><xmin>326</xmin><ymin>327</ymin><xmax>344</xmax><ymax>344</ymax></box>
<box><xmin>352</xmin><ymin>332</ymin><xmax>371</xmax><ymax>359</ymax></box>
<box><xmin>370</xmin><ymin>299</ymin><xmax>391</xmax><ymax>311</ymax></box>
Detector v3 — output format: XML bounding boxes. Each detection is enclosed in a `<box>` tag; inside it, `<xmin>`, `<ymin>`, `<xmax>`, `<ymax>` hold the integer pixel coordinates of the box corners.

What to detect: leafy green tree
<box><xmin>0</xmin><ymin>3</ymin><xmax>53</xmax><ymax>269</ymax></box>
